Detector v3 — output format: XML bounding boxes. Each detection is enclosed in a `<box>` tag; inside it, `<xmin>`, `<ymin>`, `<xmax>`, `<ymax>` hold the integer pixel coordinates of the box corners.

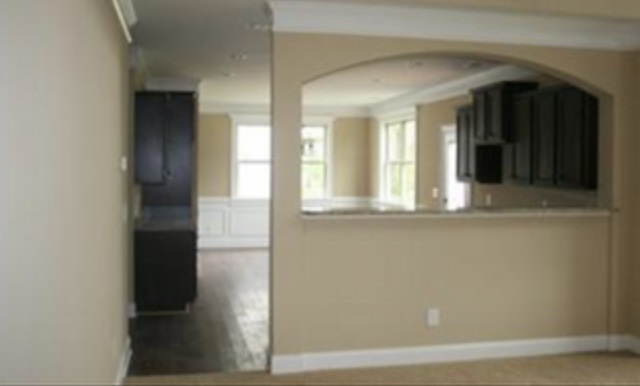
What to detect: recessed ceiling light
<box><xmin>231</xmin><ymin>53</ymin><xmax>248</xmax><ymax>62</ymax></box>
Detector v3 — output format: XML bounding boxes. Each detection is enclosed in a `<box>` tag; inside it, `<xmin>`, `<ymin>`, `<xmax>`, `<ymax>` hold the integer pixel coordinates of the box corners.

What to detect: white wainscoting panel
<box><xmin>198</xmin><ymin>198</ymin><xmax>270</xmax><ymax>249</ymax></box>
<box><xmin>198</xmin><ymin>196</ymin><xmax>391</xmax><ymax>249</ymax></box>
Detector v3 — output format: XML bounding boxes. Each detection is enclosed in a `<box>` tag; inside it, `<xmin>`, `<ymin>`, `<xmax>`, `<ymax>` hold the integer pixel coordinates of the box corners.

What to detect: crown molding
<box><xmin>269</xmin><ymin>1</ymin><xmax>640</xmax><ymax>51</ymax></box>
<box><xmin>111</xmin><ymin>0</ymin><xmax>137</xmax><ymax>43</ymax></box>
<box><xmin>199</xmin><ymin>102</ymin><xmax>370</xmax><ymax>118</ymax></box>
<box><xmin>200</xmin><ymin>102</ymin><xmax>270</xmax><ymax>116</ymax></box>
<box><xmin>371</xmin><ymin>65</ymin><xmax>535</xmax><ymax>116</ymax></box>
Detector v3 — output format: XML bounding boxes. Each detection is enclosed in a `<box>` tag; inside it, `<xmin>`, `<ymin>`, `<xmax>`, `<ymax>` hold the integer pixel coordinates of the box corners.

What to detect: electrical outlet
<box><xmin>432</xmin><ymin>188</ymin><xmax>439</xmax><ymax>199</ymax></box>
<box><xmin>425</xmin><ymin>308</ymin><xmax>440</xmax><ymax>327</ymax></box>
<box><xmin>485</xmin><ymin>193</ymin><xmax>493</xmax><ymax>207</ymax></box>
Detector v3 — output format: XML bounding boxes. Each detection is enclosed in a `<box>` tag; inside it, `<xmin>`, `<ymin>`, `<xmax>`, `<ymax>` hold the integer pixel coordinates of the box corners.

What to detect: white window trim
<box><xmin>378</xmin><ymin>112</ymin><xmax>417</xmax><ymax>207</ymax></box>
<box><xmin>302</xmin><ymin>116</ymin><xmax>334</xmax><ymax>201</ymax></box>
<box><xmin>230</xmin><ymin>114</ymin><xmax>271</xmax><ymax>200</ymax></box>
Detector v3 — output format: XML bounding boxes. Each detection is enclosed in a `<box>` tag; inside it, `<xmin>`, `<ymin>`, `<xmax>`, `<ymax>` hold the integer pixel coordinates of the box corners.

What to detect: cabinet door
<box><xmin>486</xmin><ymin>87</ymin><xmax>503</xmax><ymax>141</ymax></box>
<box><xmin>473</xmin><ymin>91</ymin><xmax>487</xmax><ymax>141</ymax></box>
<box><xmin>134</xmin><ymin>93</ymin><xmax>165</xmax><ymax>184</ymax></box>
<box><xmin>134</xmin><ymin>230</ymin><xmax>197</xmax><ymax>312</ymax></box>
<box><xmin>556</xmin><ymin>88</ymin><xmax>584</xmax><ymax>188</ymax></box>
<box><xmin>456</xmin><ymin>107</ymin><xmax>474</xmax><ymax>181</ymax></box>
<box><xmin>507</xmin><ymin>96</ymin><xmax>533</xmax><ymax>184</ymax></box>
<box><xmin>583</xmin><ymin>94</ymin><xmax>598</xmax><ymax>189</ymax></box>
<box><xmin>532</xmin><ymin>92</ymin><xmax>557</xmax><ymax>186</ymax></box>
<box><xmin>141</xmin><ymin>93</ymin><xmax>195</xmax><ymax>206</ymax></box>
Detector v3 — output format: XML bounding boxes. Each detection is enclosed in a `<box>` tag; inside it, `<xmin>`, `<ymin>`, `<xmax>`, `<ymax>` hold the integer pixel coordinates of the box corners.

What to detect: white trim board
<box><xmin>269</xmin><ymin>1</ymin><xmax>640</xmax><ymax>51</ymax></box>
<box><xmin>271</xmin><ymin>335</ymin><xmax>635</xmax><ymax>374</ymax></box>
<box><xmin>115</xmin><ymin>336</ymin><xmax>132</xmax><ymax>385</ymax></box>
<box><xmin>111</xmin><ymin>0</ymin><xmax>136</xmax><ymax>43</ymax></box>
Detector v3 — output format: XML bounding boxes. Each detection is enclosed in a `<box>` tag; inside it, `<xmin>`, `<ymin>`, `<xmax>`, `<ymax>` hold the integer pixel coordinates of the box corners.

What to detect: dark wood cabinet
<box><xmin>135</xmin><ymin>230</ymin><xmax>197</xmax><ymax>312</ymax></box>
<box><xmin>505</xmin><ymin>94</ymin><xmax>534</xmax><ymax>184</ymax></box>
<box><xmin>456</xmin><ymin>105</ymin><xmax>474</xmax><ymax>181</ymax></box>
<box><xmin>134</xmin><ymin>91</ymin><xmax>198</xmax><ymax>313</ymax></box>
<box><xmin>135</xmin><ymin>92</ymin><xmax>196</xmax><ymax>206</ymax></box>
<box><xmin>464</xmin><ymin>81</ymin><xmax>598</xmax><ymax>190</ymax></box>
<box><xmin>532</xmin><ymin>89</ymin><xmax>558</xmax><ymax>186</ymax></box>
<box><xmin>556</xmin><ymin>87</ymin><xmax>598</xmax><ymax>189</ymax></box>
<box><xmin>456</xmin><ymin>105</ymin><xmax>502</xmax><ymax>184</ymax></box>
<box><xmin>140</xmin><ymin>93</ymin><xmax>195</xmax><ymax>207</ymax></box>
<box><xmin>134</xmin><ymin>93</ymin><xmax>166</xmax><ymax>184</ymax></box>
<box><xmin>472</xmin><ymin>81</ymin><xmax>538</xmax><ymax>143</ymax></box>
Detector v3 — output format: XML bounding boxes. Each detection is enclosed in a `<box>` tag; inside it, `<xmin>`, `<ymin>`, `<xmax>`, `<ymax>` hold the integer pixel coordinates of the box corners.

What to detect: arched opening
<box><xmin>298</xmin><ymin>52</ymin><xmax>612</xmax><ymax>213</ymax></box>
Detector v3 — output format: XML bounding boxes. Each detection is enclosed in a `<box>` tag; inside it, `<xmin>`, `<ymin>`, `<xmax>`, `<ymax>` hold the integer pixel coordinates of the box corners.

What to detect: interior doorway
<box><xmin>441</xmin><ymin>125</ymin><xmax>470</xmax><ymax>211</ymax></box>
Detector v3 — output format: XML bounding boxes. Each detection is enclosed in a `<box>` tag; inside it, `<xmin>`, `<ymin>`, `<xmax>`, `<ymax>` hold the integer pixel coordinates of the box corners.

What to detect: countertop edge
<box><xmin>300</xmin><ymin>208</ymin><xmax>613</xmax><ymax>220</ymax></box>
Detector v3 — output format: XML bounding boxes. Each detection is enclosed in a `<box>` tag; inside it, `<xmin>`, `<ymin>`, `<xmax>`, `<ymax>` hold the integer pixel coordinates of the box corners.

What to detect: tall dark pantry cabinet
<box><xmin>133</xmin><ymin>92</ymin><xmax>198</xmax><ymax>312</ymax></box>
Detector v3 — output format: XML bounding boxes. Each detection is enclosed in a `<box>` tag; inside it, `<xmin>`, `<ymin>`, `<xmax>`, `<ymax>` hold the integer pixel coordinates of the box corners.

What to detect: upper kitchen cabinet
<box><xmin>504</xmin><ymin>93</ymin><xmax>534</xmax><ymax>185</ymax></box>
<box><xmin>134</xmin><ymin>93</ymin><xmax>167</xmax><ymax>184</ymax></box>
<box><xmin>556</xmin><ymin>86</ymin><xmax>598</xmax><ymax>189</ymax></box>
<box><xmin>531</xmin><ymin>88</ymin><xmax>558</xmax><ymax>187</ymax></box>
<box><xmin>135</xmin><ymin>92</ymin><xmax>196</xmax><ymax>206</ymax></box>
<box><xmin>472</xmin><ymin>81</ymin><xmax>538</xmax><ymax>143</ymax></box>
<box><xmin>456</xmin><ymin>105</ymin><xmax>474</xmax><ymax>182</ymax></box>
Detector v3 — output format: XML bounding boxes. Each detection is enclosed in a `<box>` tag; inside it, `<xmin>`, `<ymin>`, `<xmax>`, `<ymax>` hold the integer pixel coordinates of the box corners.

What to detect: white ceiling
<box><xmin>304</xmin><ymin>56</ymin><xmax>497</xmax><ymax>107</ymax></box>
<box><xmin>132</xmin><ymin>0</ymin><xmax>272</xmax><ymax>105</ymax></box>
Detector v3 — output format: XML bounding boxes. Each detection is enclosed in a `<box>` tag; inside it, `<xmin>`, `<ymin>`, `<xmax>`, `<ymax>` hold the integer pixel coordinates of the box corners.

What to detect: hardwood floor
<box><xmin>128</xmin><ymin>249</ymin><xmax>269</xmax><ymax>376</ymax></box>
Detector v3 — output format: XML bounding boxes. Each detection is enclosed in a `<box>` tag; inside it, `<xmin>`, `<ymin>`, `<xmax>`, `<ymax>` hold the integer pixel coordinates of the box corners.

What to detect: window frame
<box><xmin>231</xmin><ymin>114</ymin><xmax>272</xmax><ymax>200</ymax></box>
<box><xmin>378</xmin><ymin>112</ymin><xmax>417</xmax><ymax>207</ymax></box>
<box><xmin>301</xmin><ymin>117</ymin><xmax>333</xmax><ymax>201</ymax></box>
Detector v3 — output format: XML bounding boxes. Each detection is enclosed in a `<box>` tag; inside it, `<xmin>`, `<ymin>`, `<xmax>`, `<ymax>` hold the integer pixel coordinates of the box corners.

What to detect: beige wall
<box><xmin>332</xmin><ymin>117</ymin><xmax>372</xmax><ymax>197</ymax></box>
<box><xmin>198</xmin><ymin>113</ymin><xmax>232</xmax><ymax>197</ymax></box>
<box><xmin>633</xmin><ymin>51</ymin><xmax>640</xmax><ymax>338</ymax></box>
<box><xmin>0</xmin><ymin>0</ymin><xmax>129</xmax><ymax>383</ymax></box>
<box><xmin>347</xmin><ymin>0</ymin><xmax>640</xmax><ymax>20</ymax></box>
<box><xmin>416</xmin><ymin>95</ymin><xmax>471</xmax><ymax>208</ymax></box>
<box><xmin>302</xmin><ymin>216</ymin><xmax>609</xmax><ymax>351</ymax></box>
<box><xmin>272</xmin><ymin>32</ymin><xmax>635</xmax><ymax>356</ymax></box>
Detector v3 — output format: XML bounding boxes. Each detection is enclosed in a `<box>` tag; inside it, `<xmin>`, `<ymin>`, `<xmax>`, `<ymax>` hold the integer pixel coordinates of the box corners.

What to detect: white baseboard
<box><xmin>115</xmin><ymin>336</ymin><xmax>132</xmax><ymax>385</ymax></box>
<box><xmin>272</xmin><ymin>335</ymin><xmax>612</xmax><ymax>374</ymax></box>
<box><xmin>608</xmin><ymin>335</ymin><xmax>640</xmax><ymax>354</ymax></box>
<box><xmin>630</xmin><ymin>336</ymin><xmax>640</xmax><ymax>355</ymax></box>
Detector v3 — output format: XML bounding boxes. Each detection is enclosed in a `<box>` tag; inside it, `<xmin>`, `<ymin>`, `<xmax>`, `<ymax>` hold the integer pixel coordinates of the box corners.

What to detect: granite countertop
<box><xmin>301</xmin><ymin>205</ymin><xmax>612</xmax><ymax>218</ymax></box>
<box><xmin>134</xmin><ymin>218</ymin><xmax>197</xmax><ymax>231</ymax></box>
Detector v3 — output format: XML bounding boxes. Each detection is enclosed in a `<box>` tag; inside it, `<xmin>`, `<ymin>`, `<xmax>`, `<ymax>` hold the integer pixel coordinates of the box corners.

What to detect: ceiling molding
<box><xmin>200</xmin><ymin>102</ymin><xmax>270</xmax><ymax>116</ymax></box>
<box><xmin>269</xmin><ymin>1</ymin><xmax>640</xmax><ymax>51</ymax></box>
<box><xmin>200</xmin><ymin>102</ymin><xmax>370</xmax><ymax>118</ymax></box>
<box><xmin>111</xmin><ymin>0</ymin><xmax>137</xmax><ymax>43</ymax></box>
<box><xmin>371</xmin><ymin>65</ymin><xmax>535</xmax><ymax>116</ymax></box>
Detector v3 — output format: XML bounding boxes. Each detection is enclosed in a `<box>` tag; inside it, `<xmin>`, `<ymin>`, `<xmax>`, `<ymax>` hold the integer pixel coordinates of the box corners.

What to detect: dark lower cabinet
<box><xmin>134</xmin><ymin>230</ymin><xmax>197</xmax><ymax>312</ymax></box>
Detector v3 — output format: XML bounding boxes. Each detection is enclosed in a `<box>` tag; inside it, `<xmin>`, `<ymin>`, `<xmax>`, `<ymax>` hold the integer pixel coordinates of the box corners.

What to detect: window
<box><xmin>301</xmin><ymin>126</ymin><xmax>328</xmax><ymax>199</ymax></box>
<box><xmin>234</xmin><ymin>124</ymin><xmax>271</xmax><ymax>199</ymax></box>
<box><xmin>381</xmin><ymin>119</ymin><xmax>416</xmax><ymax>206</ymax></box>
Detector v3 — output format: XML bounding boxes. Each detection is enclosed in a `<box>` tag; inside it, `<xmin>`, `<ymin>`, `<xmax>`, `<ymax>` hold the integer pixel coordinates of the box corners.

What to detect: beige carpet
<box><xmin>126</xmin><ymin>351</ymin><xmax>640</xmax><ymax>385</ymax></box>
